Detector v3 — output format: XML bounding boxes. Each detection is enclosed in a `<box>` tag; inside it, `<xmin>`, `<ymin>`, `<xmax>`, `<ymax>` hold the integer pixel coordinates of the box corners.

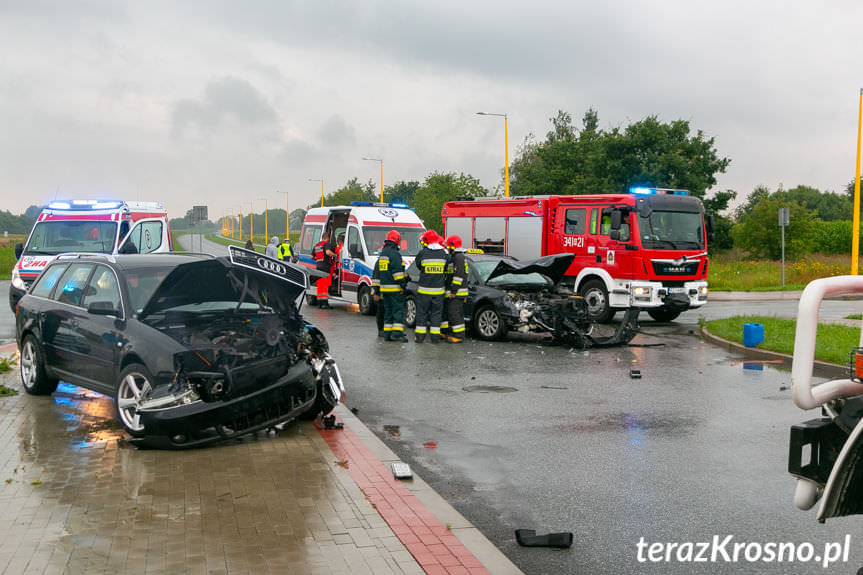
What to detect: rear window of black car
<box><xmin>30</xmin><ymin>264</ymin><xmax>69</xmax><ymax>299</ymax></box>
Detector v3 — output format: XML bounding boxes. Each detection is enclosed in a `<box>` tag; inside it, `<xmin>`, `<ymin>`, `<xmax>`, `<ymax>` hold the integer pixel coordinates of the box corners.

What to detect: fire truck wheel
<box><xmin>580</xmin><ymin>279</ymin><xmax>615</xmax><ymax>323</ymax></box>
<box><xmin>404</xmin><ymin>295</ymin><xmax>417</xmax><ymax>328</ymax></box>
<box><xmin>358</xmin><ymin>285</ymin><xmax>376</xmax><ymax>316</ymax></box>
<box><xmin>646</xmin><ymin>308</ymin><xmax>681</xmax><ymax>322</ymax></box>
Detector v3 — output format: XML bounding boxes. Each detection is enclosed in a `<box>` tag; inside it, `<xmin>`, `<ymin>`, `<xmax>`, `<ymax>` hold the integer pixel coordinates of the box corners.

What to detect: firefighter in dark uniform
<box><xmin>312</xmin><ymin>231</ymin><xmax>334</xmax><ymax>309</ymax></box>
<box><xmin>413</xmin><ymin>230</ymin><xmax>447</xmax><ymax>343</ymax></box>
<box><xmin>371</xmin><ymin>241</ymin><xmax>385</xmax><ymax>337</ymax></box>
<box><xmin>444</xmin><ymin>235</ymin><xmax>469</xmax><ymax>343</ymax></box>
<box><xmin>378</xmin><ymin>230</ymin><xmax>408</xmax><ymax>341</ymax></box>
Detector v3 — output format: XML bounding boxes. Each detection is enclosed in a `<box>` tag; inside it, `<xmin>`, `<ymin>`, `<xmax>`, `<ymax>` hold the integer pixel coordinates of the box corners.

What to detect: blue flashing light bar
<box><xmin>629</xmin><ymin>187</ymin><xmax>689</xmax><ymax>196</ymax></box>
<box><xmin>350</xmin><ymin>201</ymin><xmax>410</xmax><ymax>208</ymax></box>
<box><xmin>48</xmin><ymin>200</ymin><xmax>123</xmax><ymax>210</ymax></box>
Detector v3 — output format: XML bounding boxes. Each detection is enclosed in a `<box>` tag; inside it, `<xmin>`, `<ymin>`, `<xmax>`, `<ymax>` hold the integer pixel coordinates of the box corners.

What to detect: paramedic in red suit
<box><xmin>312</xmin><ymin>232</ymin><xmax>335</xmax><ymax>309</ymax></box>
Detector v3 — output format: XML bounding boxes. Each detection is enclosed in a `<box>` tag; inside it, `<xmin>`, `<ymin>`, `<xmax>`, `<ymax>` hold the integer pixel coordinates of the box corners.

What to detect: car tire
<box><xmin>115</xmin><ymin>363</ymin><xmax>153</xmax><ymax>438</ymax></box>
<box><xmin>579</xmin><ymin>279</ymin><xmax>615</xmax><ymax>323</ymax></box>
<box><xmin>473</xmin><ymin>306</ymin><xmax>506</xmax><ymax>340</ymax></box>
<box><xmin>358</xmin><ymin>285</ymin><xmax>376</xmax><ymax>316</ymax></box>
<box><xmin>404</xmin><ymin>295</ymin><xmax>417</xmax><ymax>328</ymax></box>
<box><xmin>19</xmin><ymin>335</ymin><xmax>59</xmax><ymax>395</ymax></box>
<box><xmin>647</xmin><ymin>308</ymin><xmax>681</xmax><ymax>322</ymax></box>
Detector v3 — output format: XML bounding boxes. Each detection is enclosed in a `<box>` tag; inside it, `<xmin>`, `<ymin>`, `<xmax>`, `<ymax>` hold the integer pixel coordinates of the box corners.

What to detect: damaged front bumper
<box><xmin>130</xmin><ymin>360</ymin><xmax>319</xmax><ymax>449</ymax></box>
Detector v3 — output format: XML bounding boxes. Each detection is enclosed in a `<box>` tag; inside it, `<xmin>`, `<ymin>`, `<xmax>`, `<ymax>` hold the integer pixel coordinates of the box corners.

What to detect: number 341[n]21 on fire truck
<box><xmin>441</xmin><ymin>188</ymin><xmax>713</xmax><ymax>323</ymax></box>
<box><xmin>295</xmin><ymin>202</ymin><xmax>426</xmax><ymax>315</ymax></box>
<box><xmin>9</xmin><ymin>200</ymin><xmax>172</xmax><ymax>311</ymax></box>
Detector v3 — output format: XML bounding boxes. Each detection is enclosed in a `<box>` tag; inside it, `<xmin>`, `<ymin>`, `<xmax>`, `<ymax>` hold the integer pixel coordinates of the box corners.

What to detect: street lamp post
<box><xmin>259</xmin><ymin>198</ymin><xmax>268</xmax><ymax>241</ymax></box>
<box><xmin>238</xmin><ymin>207</ymin><xmax>243</xmax><ymax>240</ymax></box>
<box><xmin>309</xmin><ymin>178</ymin><xmax>324</xmax><ymax>207</ymax></box>
<box><xmin>476</xmin><ymin>112</ymin><xmax>509</xmax><ymax>197</ymax></box>
<box><xmin>249</xmin><ymin>202</ymin><xmax>255</xmax><ymax>245</ymax></box>
<box><xmin>278</xmin><ymin>190</ymin><xmax>290</xmax><ymax>238</ymax></box>
<box><xmin>363</xmin><ymin>157</ymin><xmax>384</xmax><ymax>202</ymax></box>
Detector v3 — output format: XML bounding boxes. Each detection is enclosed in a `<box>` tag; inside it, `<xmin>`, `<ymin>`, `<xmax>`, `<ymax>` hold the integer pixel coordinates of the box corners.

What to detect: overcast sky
<box><xmin>2</xmin><ymin>0</ymin><xmax>862</xmax><ymax>223</ymax></box>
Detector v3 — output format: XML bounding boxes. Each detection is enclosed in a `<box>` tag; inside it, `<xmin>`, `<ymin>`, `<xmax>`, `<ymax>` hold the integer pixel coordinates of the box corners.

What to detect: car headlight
<box><xmin>632</xmin><ymin>286</ymin><xmax>651</xmax><ymax>297</ymax></box>
<box><xmin>699</xmin><ymin>286</ymin><xmax>708</xmax><ymax>295</ymax></box>
<box><xmin>11</xmin><ymin>268</ymin><xmax>25</xmax><ymax>290</ymax></box>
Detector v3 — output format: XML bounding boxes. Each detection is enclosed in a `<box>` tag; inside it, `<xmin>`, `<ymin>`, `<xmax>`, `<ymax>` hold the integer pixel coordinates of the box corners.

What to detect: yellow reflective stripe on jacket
<box><xmin>380</xmin><ymin>284</ymin><xmax>402</xmax><ymax>292</ymax></box>
<box><xmin>418</xmin><ymin>286</ymin><xmax>446</xmax><ymax>295</ymax></box>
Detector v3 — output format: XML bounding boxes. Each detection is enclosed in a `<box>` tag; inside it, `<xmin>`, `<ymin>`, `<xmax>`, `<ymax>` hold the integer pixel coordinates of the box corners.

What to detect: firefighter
<box><xmin>444</xmin><ymin>234</ymin><xmax>469</xmax><ymax>343</ymax></box>
<box><xmin>329</xmin><ymin>233</ymin><xmax>345</xmax><ymax>296</ymax></box>
<box><xmin>277</xmin><ymin>238</ymin><xmax>292</xmax><ymax>260</ymax></box>
<box><xmin>377</xmin><ymin>230</ymin><xmax>408</xmax><ymax>341</ymax></box>
<box><xmin>413</xmin><ymin>230</ymin><xmax>447</xmax><ymax>343</ymax></box>
<box><xmin>312</xmin><ymin>231</ymin><xmax>334</xmax><ymax>309</ymax></box>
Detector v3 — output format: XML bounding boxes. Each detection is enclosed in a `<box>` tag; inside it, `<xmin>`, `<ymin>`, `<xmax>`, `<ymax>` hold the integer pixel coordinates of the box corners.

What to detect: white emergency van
<box><xmin>9</xmin><ymin>200</ymin><xmax>172</xmax><ymax>311</ymax></box>
<box><xmin>296</xmin><ymin>202</ymin><xmax>426</xmax><ymax>314</ymax></box>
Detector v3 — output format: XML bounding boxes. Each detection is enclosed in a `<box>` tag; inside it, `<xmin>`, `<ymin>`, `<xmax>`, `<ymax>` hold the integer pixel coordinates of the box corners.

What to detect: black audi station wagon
<box><xmin>15</xmin><ymin>246</ymin><xmax>344</xmax><ymax>448</ymax></box>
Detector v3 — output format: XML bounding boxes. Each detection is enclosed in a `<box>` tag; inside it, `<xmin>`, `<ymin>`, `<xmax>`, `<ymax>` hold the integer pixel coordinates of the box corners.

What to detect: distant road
<box><xmin>176</xmin><ymin>233</ymin><xmax>232</xmax><ymax>257</ymax></box>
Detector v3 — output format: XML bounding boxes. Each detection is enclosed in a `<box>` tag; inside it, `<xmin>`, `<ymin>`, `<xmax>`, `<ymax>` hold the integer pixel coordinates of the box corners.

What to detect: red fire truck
<box><xmin>441</xmin><ymin>188</ymin><xmax>711</xmax><ymax>322</ymax></box>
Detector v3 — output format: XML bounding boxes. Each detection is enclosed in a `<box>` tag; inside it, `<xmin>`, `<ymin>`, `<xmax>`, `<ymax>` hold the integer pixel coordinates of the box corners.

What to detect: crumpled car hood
<box><xmin>487</xmin><ymin>253</ymin><xmax>575</xmax><ymax>285</ymax></box>
<box><xmin>139</xmin><ymin>246</ymin><xmax>309</xmax><ymax>319</ymax></box>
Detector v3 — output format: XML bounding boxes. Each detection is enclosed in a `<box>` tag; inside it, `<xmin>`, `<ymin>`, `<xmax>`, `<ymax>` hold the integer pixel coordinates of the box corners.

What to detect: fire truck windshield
<box><xmin>24</xmin><ymin>221</ymin><xmax>119</xmax><ymax>255</ymax></box>
<box><xmin>637</xmin><ymin>210</ymin><xmax>704</xmax><ymax>250</ymax></box>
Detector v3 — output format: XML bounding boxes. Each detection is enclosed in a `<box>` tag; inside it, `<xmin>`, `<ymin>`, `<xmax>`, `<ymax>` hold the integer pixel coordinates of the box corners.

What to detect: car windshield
<box><xmin>471</xmin><ymin>259</ymin><xmax>549</xmax><ymax>286</ymax></box>
<box><xmin>363</xmin><ymin>227</ymin><xmax>424</xmax><ymax>257</ymax></box>
<box><xmin>24</xmin><ymin>221</ymin><xmax>118</xmax><ymax>255</ymax></box>
<box><xmin>637</xmin><ymin>210</ymin><xmax>704</xmax><ymax>250</ymax></box>
<box><xmin>124</xmin><ymin>267</ymin><xmax>172</xmax><ymax>314</ymax></box>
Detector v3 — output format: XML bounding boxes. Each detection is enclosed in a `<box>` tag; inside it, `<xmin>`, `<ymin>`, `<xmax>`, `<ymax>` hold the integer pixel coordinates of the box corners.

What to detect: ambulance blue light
<box><xmin>48</xmin><ymin>200</ymin><xmax>122</xmax><ymax>210</ymax></box>
<box><xmin>350</xmin><ymin>201</ymin><xmax>373</xmax><ymax>206</ymax></box>
<box><xmin>630</xmin><ymin>187</ymin><xmax>655</xmax><ymax>195</ymax></box>
<box><xmin>390</xmin><ymin>203</ymin><xmax>408</xmax><ymax>208</ymax></box>
<box><xmin>48</xmin><ymin>202</ymin><xmax>72</xmax><ymax>210</ymax></box>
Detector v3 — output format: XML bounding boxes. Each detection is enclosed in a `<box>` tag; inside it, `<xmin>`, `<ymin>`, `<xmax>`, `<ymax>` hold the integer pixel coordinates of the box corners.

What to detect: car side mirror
<box><xmin>15</xmin><ymin>242</ymin><xmax>23</xmax><ymax>259</ymax></box>
<box><xmin>88</xmin><ymin>301</ymin><xmax>117</xmax><ymax>316</ymax></box>
<box><xmin>706</xmin><ymin>213</ymin><xmax>716</xmax><ymax>243</ymax></box>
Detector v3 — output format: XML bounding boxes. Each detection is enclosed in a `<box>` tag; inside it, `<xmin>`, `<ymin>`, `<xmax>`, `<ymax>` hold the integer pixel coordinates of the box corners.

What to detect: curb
<box><xmin>318</xmin><ymin>405</ymin><xmax>524</xmax><ymax>575</ymax></box>
<box><xmin>699</xmin><ymin>327</ymin><xmax>847</xmax><ymax>379</ymax></box>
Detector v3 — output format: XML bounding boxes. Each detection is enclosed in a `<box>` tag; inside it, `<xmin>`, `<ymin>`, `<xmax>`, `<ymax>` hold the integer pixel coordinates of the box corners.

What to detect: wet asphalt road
<box><xmin>306</xmin><ymin>301</ymin><xmax>863</xmax><ymax>575</ymax></box>
<box><xmin>4</xmin><ymin>240</ymin><xmax>863</xmax><ymax>574</ymax></box>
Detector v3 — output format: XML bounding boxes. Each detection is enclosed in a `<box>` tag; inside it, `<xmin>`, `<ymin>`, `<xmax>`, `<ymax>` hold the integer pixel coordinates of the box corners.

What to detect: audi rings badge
<box><xmin>257</xmin><ymin>257</ymin><xmax>287</xmax><ymax>275</ymax></box>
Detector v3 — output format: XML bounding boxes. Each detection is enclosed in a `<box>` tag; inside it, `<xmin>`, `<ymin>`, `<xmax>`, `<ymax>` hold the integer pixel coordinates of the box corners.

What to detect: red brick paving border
<box><xmin>317</xmin><ymin>419</ymin><xmax>492</xmax><ymax>575</ymax></box>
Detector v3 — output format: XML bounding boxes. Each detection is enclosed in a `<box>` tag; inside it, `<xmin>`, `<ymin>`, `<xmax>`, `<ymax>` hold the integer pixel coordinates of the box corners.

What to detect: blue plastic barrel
<box><xmin>743</xmin><ymin>323</ymin><xmax>765</xmax><ymax>347</ymax></box>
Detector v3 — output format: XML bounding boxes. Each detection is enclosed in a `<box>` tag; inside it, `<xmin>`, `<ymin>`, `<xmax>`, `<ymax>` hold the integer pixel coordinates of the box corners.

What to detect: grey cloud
<box><xmin>316</xmin><ymin>115</ymin><xmax>356</xmax><ymax>149</ymax></box>
<box><xmin>172</xmin><ymin>76</ymin><xmax>278</xmax><ymax>136</ymax></box>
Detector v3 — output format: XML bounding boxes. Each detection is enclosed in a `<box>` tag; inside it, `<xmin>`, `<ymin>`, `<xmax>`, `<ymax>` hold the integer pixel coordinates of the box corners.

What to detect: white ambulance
<box><xmin>295</xmin><ymin>202</ymin><xmax>426</xmax><ymax>314</ymax></box>
<box><xmin>9</xmin><ymin>200</ymin><xmax>172</xmax><ymax>311</ymax></box>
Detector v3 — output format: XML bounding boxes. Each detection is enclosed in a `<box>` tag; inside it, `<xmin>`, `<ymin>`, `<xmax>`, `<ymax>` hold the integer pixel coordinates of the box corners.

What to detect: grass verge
<box><xmin>0</xmin><ymin>234</ymin><xmax>27</xmax><ymax>280</ymax></box>
<box><xmin>709</xmin><ymin>251</ymin><xmax>849</xmax><ymax>291</ymax></box>
<box><xmin>705</xmin><ymin>315</ymin><xmax>859</xmax><ymax>366</ymax></box>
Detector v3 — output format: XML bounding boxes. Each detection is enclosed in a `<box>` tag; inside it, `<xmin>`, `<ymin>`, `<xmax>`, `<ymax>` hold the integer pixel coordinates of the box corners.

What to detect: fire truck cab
<box><xmin>442</xmin><ymin>188</ymin><xmax>710</xmax><ymax>322</ymax></box>
<box><xmin>295</xmin><ymin>203</ymin><xmax>426</xmax><ymax>315</ymax></box>
<box><xmin>10</xmin><ymin>200</ymin><xmax>172</xmax><ymax>311</ymax></box>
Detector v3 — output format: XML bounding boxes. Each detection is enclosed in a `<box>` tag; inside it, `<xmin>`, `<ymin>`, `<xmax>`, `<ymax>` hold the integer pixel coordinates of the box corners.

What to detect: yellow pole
<box><xmin>249</xmin><ymin>202</ymin><xmax>254</xmax><ymax>245</ymax></box>
<box><xmin>379</xmin><ymin>161</ymin><xmax>384</xmax><ymax>203</ymax></box>
<box><xmin>504</xmin><ymin>114</ymin><xmax>510</xmax><ymax>198</ymax></box>
<box><xmin>264</xmin><ymin>200</ymin><xmax>268</xmax><ymax>241</ymax></box>
<box><xmin>321</xmin><ymin>181</ymin><xmax>324</xmax><ymax>207</ymax></box>
<box><xmin>853</xmin><ymin>88</ymin><xmax>862</xmax><ymax>275</ymax></box>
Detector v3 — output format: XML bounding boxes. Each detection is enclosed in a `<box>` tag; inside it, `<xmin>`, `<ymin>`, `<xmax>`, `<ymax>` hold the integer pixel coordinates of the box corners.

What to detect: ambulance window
<box><xmin>347</xmin><ymin>227</ymin><xmax>363</xmax><ymax>258</ymax></box>
<box><xmin>564</xmin><ymin>209</ymin><xmax>586</xmax><ymax>235</ymax></box>
<box><xmin>125</xmin><ymin>221</ymin><xmax>163</xmax><ymax>254</ymax></box>
<box><xmin>589</xmin><ymin>209</ymin><xmax>598</xmax><ymax>234</ymax></box>
<box><xmin>300</xmin><ymin>226</ymin><xmax>322</xmax><ymax>253</ymax></box>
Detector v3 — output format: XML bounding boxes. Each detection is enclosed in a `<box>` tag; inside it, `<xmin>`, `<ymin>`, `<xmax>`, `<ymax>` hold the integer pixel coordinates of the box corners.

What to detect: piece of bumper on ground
<box><xmin>130</xmin><ymin>362</ymin><xmax>317</xmax><ymax>449</ymax></box>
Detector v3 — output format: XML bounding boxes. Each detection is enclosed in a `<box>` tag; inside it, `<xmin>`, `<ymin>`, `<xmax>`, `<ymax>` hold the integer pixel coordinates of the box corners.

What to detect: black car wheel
<box><xmin>19</xmin><ymin>335</ymin><xmax>58</xmax><ymax>395</ymax></box>
<box><xmin>358</xmin><ymin>285</ymin><xmax>376</xmax><ymax>316</ymax></box>
<box><xmin>115</xmin><ymin>364</ymin><xmax>153</xmax><ymax>438</ymax></box>
<box><xmin>474</xmin><ymin>306</ymin><xmax>506</xmax><ymax>340</ymax></box>
<box><xmin>404</xmin><ymin>295</ymin><xmax>417</xmax><ymax>328</ymax></box>
<box><xmin>647</xmin><ymin>308</ymin><xmax>681</xmax><ymax>322</ymax></box>
<box><xmin>579</xmin><ymin>279</ymin><xmax>615</xmax><ymax>323</ymax></box>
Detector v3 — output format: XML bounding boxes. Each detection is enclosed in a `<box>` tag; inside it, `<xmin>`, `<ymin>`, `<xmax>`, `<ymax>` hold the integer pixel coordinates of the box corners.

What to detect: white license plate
<box><xmin>668</xmin><ymin>287</ymin><xmax>687</xmax><ymax>294</ymax></box>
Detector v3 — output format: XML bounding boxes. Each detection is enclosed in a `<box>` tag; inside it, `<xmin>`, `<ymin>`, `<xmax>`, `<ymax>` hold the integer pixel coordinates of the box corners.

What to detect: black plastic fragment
<box><xmin>630</xmin><ymin>369</ymin><xmax>642</xmax><ymax>379</ymax></box>
<box><xmin>323</xmin><ymin>415</ymin><xmax>344</xmax><ymax>430</ymax></box>
<box><xmin>515</xmin><ymin>529</ymin><xmax>573</xmax><ymax>548</ymax></box>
